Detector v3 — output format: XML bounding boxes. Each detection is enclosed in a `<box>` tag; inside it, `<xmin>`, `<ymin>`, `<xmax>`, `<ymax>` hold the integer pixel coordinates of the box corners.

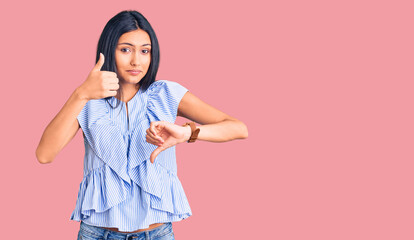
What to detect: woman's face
<box><xmin>115</xmin><ymin>29</ymin><xmax>152</xmax><ymax>87</ymax></box>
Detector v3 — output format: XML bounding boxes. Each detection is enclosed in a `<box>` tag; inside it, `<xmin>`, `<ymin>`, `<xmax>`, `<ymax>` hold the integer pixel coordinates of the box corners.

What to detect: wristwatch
<box><xmin>182</xmin><ymin>122</ymin><xmax>200</xmax><ymax>143</ymax></box>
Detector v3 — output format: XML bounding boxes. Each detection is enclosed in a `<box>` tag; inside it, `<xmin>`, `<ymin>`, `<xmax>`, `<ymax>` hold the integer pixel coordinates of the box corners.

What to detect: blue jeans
<box><xmin>77</xmin><ymin>221</ymin><xmax>175</xmax><ymax>240</ymax></box>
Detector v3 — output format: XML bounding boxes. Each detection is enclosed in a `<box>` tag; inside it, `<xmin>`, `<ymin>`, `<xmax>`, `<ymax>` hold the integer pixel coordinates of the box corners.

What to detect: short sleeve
<box><xmin>77</xmin><ymin>102</ymin><xmax>89</xmax><ymax>132</ymax></box>
<box><xmin>77</xmin><ymin>99</ymin><xmax>109</xmax><ymax>139</ymax></box>
<box><xmin>147</xmin><ymin>80</ymin><xmax>189</xmax><ymax>122</ymax></box>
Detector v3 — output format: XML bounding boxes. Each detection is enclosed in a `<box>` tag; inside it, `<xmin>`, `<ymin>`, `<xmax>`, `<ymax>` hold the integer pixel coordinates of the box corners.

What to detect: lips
<box><xmin>127</xmin><ymin>70</ymin><xmax>141</xmax><ymax>75</ymax></box>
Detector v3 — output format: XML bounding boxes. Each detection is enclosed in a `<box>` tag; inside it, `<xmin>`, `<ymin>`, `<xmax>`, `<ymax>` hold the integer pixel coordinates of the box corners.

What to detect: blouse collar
<box><xmin>107</xmin><ymin>86</ymin><xmax>143</xmax><ymax>107</ymax></box>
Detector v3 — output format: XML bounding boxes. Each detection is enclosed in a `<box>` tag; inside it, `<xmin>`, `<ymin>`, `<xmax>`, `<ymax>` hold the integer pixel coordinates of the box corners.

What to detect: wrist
<box><xmin>74</xmin><ymin>86</ymin><xmax>89</xmax><ymax>102</ymax></box>
<box><xmin>181</xmin><ymin>122</ymin><xmax>200</xmax><ymax>143</ymax></box>
<box><xmin>183</xmin><ymin>125</ymin><xmax>192</xmax><ymax>142</ymax></box>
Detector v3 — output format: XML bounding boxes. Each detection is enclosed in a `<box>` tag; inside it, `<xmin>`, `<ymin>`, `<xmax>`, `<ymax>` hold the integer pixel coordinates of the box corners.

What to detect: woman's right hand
<box><xmin>77</xmin><ymin>53</ymin><xmax>119</xmax><ymax>101</ymax></box>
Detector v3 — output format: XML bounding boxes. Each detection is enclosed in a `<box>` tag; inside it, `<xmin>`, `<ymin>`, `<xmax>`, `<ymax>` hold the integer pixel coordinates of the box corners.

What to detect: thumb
<box><xmin>93</xmin><ymin>53</ymin><xmax>105</xmax><ymax>71</ymax></box>
<box><xmin>150</xmin><ymin>146</ymin><xmax>163</xmax><ymax>164</ymax></box>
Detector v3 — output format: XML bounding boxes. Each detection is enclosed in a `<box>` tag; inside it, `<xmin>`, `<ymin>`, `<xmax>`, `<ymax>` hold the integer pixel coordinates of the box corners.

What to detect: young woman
<box><xmin>36</xmin><ymin>10</ymin><xmax>248</xmax><ymax>240</ymax></box>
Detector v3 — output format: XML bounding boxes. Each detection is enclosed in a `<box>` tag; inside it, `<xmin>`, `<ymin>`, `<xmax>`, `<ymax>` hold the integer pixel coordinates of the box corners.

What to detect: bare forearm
<box><xmin>188</xmin><ymin>119</ymin><xmax>248</xmax><ymax>143</ymax></box>
<box><xmin>36</xmin><ymin>87</ymin><xmax>88</xmax><ymax>163</ymax></box>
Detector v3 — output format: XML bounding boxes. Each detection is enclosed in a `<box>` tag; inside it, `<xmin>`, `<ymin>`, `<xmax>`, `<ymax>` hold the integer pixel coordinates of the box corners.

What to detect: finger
<box><xmin>146</xmin><ymin>138</ymin><xmax>156</xmax><ymax>146</ymax></box>
<box><xmin>106</xmin><ymin>75</ymin><xmax>119</xmax><ymax>82</ymax></box>
<box><xmin>150</xmin><ymin>122</ymin><xmax>166</xmax><ymax>143</ymax></box>
<box><xmin>107</xmin><ymin>90</ymin><xmax>118</xmax><ymax>97</ymax></box>
<box><xmin>102</xmin><ymin>71</ymin><xmax>118</xmax><ymax>78</ymax></box>
<box><xmin>146</xmin><ymin>132</ymin><xmax>164</xmax><ymax>145</ymax></box>
<box><xmin>146</xmin><ymin>134</ymin><xmax>162</xmax><ymax>146</ymax></box>
<box><xmin>93</xmin><ymin>53</ymin><xmax>105</xmax><ymax>71</ymax></box>
<box><xmin>150</xmin><ymin>122</ymin><xmax>160</xmax><ymax>136</ymax></box>
<box><xmin>146</xmin><ymin>128</ymin><xmax>157</xmax><ymax>139</ymax></box>
<box><xmin>150</xmin><ymin>147</ymin><xmax>163</xmax><ymax>163</ymax></box>
<box><xmin>146</xmin><ymin>128</ymin><xmax>164</xmax><ymax>142</ymax></box>
<box><xmin>102</xmin><ymin>77</ymin><xmax>119</xmax><ymax>85</ymax></box>
<box><xmin>107</xmin><ymin>83</ymin><xmax>119</xmax><ymax>91</ymax></box>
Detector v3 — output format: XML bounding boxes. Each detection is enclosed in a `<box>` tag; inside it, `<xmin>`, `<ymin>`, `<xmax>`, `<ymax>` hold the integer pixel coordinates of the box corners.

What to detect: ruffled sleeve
<box><xmin>77</xmin><ymin>99</ymin><xmax>108</xmax><ymax>141</ymax></box>
<box><xmin>77</xmin><ymin>99</ymin><xmax>130</xmax><ymax>183</ymax></box>
<box><xmin>146</xmin><ymin>80</ymin><xmax>188</xmax><ymax>123</ymax></box>
<box><xmin>72</xmin><ymin>99</ymin><xmax>132</xmax><ymax>221</ymax></box>
<box><xmin>127</xmin><ymin>79</ymin><xmax>189</xmax><ymax>173</ymax></box>
<box><xmin>126</xmin><ymin>80</ymin><xmax>192</xmax><ymax>215</ymax></box>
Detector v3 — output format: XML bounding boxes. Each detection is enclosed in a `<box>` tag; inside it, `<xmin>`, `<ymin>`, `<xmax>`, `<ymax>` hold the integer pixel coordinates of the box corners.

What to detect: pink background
<box><xmin>1</xmin><ymin>0</ymin><xmax>413</xmax><ymax>239</ymax></box>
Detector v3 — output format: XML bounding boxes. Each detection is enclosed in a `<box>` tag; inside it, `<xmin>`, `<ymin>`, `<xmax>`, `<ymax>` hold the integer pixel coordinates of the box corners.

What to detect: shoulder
<box><xmin>147</xmin><ymin>80</ymin><xmax>188</xmax><ymax>98</ymax></box>
<box><xmin>146</xmin><ymin>80</ymin><xmax>189</xmax><ymax>120</ymax></box>
<box><xmin>81</xmin><ymin>98</ymin><xmax>108</xmax><ymax>113</ymax></box>
<box><xmin>148</xmin><ymin>80</ymin><xmax>186</xmax><ymax>90</ymax></box>
<box><xmin>78</xmin><ymin>98</ymin><xmax>109</xmax><ymax>121</ymax></box>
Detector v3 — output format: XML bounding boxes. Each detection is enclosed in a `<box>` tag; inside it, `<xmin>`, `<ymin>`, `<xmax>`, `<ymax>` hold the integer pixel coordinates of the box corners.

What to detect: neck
<box><xmin>117</xmin><ymin>83</ymin><xmax>140</xmax><ymax>103</ymax></box>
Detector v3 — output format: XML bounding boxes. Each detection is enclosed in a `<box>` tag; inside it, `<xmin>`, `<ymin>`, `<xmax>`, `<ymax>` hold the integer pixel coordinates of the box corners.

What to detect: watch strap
<box><xmin>182</xmin><ymin>122</ymin><xmax>200</xmax><ymax>143</ymax></box>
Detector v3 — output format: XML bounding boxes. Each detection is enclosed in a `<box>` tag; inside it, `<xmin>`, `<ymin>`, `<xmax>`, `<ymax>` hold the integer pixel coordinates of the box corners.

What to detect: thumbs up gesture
<box><xmin>77</xmin><ymin>53</ymin><xmax>120</xmax><ymax>100</ymax></box>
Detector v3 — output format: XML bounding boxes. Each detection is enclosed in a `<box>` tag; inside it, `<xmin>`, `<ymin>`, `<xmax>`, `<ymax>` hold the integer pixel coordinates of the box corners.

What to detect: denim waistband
<box><xmin>79</xmin><ymin>221</ymin><xmax>172</xmax><ymax>240</ymax></box>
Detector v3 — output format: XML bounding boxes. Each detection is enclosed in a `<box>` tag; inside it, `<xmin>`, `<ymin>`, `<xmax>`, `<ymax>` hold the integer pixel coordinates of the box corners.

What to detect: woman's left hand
<box><xmin>146</xmin><ymin>121</ymin><xmax>191</xmax><ymax>163</ymax></box>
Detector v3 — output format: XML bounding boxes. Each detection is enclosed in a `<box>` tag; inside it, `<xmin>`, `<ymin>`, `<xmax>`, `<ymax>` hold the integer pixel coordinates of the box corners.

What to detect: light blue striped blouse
<box><xmin>70</xmin><ymin>80</ymin><xmax>192</xmax><ymax>232</ymax></box>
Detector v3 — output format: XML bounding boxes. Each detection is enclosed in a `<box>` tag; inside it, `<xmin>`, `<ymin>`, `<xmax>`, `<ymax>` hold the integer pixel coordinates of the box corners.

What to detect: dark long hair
<box><xmin>96</xmin><ymin>10</ymin><xmax>160</xmax><ymax>109</ymax></box>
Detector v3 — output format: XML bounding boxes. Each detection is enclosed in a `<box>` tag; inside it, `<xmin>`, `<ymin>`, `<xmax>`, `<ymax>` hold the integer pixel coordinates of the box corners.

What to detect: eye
<box><xmin>142</xmin><ymin>49</ymin><xmax>150</xmax><ymax>54</ymax></box>
<box><xmin>121</xmin><ymin>48</ymin><xmax>131</xmax><ymax>53</ymax></box>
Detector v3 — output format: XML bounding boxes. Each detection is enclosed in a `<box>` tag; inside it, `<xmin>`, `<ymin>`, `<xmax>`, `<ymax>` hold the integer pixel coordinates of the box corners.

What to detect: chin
<box><xmin>122</xmin><ymin>77</ymin><xmax>142</xmax><ymax>84</ymax></box>
<box><xmin>126</xmin><ymin>81</ymin><xmax>141</xmax><ymax>85</ymax></box>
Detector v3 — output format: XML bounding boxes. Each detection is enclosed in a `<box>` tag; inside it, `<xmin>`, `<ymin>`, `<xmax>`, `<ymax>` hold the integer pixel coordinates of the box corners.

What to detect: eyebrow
<box><xmin>118</xmin><ymin>42</ymin><xmax>151</xmax><ymax>47</ymax></box>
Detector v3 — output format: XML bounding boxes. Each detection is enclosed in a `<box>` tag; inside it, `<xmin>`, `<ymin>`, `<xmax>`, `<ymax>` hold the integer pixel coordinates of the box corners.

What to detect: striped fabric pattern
<box><xmin>70</xmin><ymin>80</ymin><xmax>192</xmax><ymax>232</ymax></box>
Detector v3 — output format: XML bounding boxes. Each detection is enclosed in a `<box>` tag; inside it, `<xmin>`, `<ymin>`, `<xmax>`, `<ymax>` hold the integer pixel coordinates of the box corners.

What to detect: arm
<box><xmin>36</xmin><ymin>53</ymin><xmax>119</xmax><ymax>164</ymax></box>
<box><xmin>146</xmin><ymin>91</ymin><xmax>248</xmax><ymax>163</ymax></box>
<box><xmin>35</xmin><ymin>88</ymin><xmax>87</xmax><ymax>164</ymax></box>
<box><xmin>177</xmin><ymin>91</ymin><xmax>248</xmax><ymax>142</ymax></box>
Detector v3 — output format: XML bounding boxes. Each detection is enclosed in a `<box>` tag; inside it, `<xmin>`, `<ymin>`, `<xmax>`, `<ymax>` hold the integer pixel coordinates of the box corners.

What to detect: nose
<box><xmin>130</xmin><ymin>51</ymin><xmax>141</xmax><ymax>66</ymax></box>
